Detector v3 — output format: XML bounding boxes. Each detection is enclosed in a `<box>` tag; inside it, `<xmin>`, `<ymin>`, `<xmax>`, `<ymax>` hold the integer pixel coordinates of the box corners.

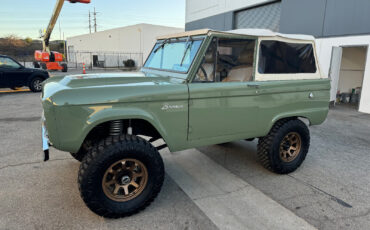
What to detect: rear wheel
<box><xmin>61</xmin><ymin>63</ymin><xmax>68</xmax><ymax>72</ymax></box>
<box><xmin>257</xmin><ymin>119</ymin><xmax>310</xmax><ymax>174</ymax></box>
<box><xmin>29</xmin><ymin>77</ymin><xmax>44</xmax><ymax>92</ymax></box>
<box><xmin>78</xmin><ymin>135</ymin><xmax>164</xmax><ymax>218</ymax></box>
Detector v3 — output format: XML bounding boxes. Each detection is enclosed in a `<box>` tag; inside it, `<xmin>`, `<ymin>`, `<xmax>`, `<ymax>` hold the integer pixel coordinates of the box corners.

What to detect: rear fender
<box><xmin>268</xmin><ymin>108</ymin><xmax>329</xmax><ymax>133</ymax></box>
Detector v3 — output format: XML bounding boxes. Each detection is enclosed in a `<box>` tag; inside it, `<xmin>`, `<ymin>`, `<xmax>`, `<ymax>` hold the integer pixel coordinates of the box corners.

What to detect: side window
<box><xmin>193</xmin><ymin>38</ymin><xmax>256</xmax><ymax>82</ymax></box>
<box><xmin>194</xmin><ymin>39</ymin><xmax>217</xmax><ymax>82</ymax></box>
<box><xmin>0</xmin><ymin>57</ymin><xmax>20</xmax><ymax>69</ymax></box>
<box><xmin>258</xmin><ymin>41</ymin><xmax>317</xmax><ymax>74</ymax></box>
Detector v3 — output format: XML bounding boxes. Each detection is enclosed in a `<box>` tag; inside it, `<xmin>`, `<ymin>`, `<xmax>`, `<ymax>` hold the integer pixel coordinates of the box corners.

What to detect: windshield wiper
<box><xmin>154</xmin><ymin>38</ymin><xmax>170</xmax><ymax>53</ymax></box>
<box><xmin>180</xmin><ymin>36</ymin><xmax>193</xmax><ymax>66</ymax></box>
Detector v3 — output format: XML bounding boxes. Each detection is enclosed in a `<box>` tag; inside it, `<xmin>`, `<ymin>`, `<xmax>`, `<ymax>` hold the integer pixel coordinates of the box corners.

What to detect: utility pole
<box><xmin>63</xmin><ymin>32</ymin><xmax>67</xmax><ymax>59</ymax></box>
<box><xmin>59</xmin><ymin>20</ymin><xmax>62</xmax><ymax>40</ymax></box>
<box><xmin>88</xmin><ymin>10</ymin><xmax>92</xmax><ymax>34</ymax></box>
<box><xmin>93</xmin><ymin>7</ymin><xmax>97</xmax><ymax>33</ymax></box>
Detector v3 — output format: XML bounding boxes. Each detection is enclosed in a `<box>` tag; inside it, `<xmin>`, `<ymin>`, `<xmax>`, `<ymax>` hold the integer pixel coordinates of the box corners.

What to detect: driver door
<box><xmin>188</xmin><ymin>37</ymin><xmax>260</xmax><ymax>142</ymax></box>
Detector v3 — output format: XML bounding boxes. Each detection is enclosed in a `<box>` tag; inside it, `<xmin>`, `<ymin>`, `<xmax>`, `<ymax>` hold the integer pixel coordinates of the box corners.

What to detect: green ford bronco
<box><xmin>41</xmin><ymin>29</ymin><xmax>330</xmax><ymax>217</ymax></box>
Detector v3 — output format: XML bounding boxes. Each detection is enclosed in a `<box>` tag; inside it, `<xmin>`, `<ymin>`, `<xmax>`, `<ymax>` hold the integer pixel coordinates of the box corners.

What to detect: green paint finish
<box><xmin>42</xmin><ymin>31</ymin><xmax>330</xmax><ymax>154</ymax></box>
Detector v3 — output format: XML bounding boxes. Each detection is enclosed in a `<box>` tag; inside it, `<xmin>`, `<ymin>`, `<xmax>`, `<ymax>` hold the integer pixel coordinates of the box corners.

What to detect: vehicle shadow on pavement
<box><xmin>197</xmin><ymin>140</ymin><xmax>266</xmax><ymax>177</ymax></box>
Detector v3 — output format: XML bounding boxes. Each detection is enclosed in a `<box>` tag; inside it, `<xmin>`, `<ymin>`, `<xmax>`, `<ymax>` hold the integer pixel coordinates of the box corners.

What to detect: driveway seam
<box><xmin>0</xmin><ymin>158</ymin><xmax>72</xmax><ymax>171</ymax></box>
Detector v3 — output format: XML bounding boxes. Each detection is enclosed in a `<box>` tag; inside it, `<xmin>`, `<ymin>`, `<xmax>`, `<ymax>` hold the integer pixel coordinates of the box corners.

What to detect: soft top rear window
<box><xmin>258</xmin><ymin>40</ymin><xmax>317</xmax><ymax>74</ymax></box>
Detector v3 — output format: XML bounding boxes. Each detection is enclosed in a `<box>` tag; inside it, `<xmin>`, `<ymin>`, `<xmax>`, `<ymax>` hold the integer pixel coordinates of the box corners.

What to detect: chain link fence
<box><xmin>67</xmin><ymin>51</ymin><xmax>144</xmax><ymax>70</ymax></box>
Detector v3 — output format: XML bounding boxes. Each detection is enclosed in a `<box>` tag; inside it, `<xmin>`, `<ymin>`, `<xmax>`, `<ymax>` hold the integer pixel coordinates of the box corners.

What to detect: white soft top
<box><xmin>227</xmin><ymin>29</ymin><xmax>315</xmax><ymax>41</ymax></box>
<box><xmin>157</xmin><ymin>28</ymin><xmax>315</xmax><ymax>41</ymax></box>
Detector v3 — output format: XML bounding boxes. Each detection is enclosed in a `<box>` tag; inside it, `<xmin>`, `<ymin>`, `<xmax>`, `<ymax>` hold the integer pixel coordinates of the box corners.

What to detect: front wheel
<box><xmin>257</xmin><ymin>119</ymin><xmax>310</xmax><ymax>174</ymax></box>
<box><xmin>78</xmin><ymin>135</ymin><xmax>165</xmax><ymax>218</ymax></box>
<box><xmin>29</xmin><ymin>77</ymin><xmax>44</xmax><ymax>92</ymax></box>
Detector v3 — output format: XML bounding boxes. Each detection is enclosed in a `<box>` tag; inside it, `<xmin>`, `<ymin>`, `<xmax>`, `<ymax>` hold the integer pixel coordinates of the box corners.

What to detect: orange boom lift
<box><xmin>34</xmin><ymin>0</ymin><xmax>91</xmax><ymax>72</ymax></box>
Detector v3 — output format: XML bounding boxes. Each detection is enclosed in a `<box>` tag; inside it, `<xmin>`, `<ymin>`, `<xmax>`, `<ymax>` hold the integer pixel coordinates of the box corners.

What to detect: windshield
<box><xmin>144</xmin><ymin>38</ymin><xmax>203</xmax><ymax>73</ymax></box>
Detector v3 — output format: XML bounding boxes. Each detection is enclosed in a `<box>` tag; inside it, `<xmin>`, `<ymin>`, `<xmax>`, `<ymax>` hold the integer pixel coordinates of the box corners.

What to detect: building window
<box><xmin>234</xmin><ymin>1</ymin><xmax>281</xmax><ymax>31</ymax></box>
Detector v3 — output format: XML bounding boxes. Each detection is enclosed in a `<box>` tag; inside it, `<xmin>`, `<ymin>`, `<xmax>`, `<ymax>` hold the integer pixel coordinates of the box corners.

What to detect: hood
<box><xmin>25</xmin><ymin>67</ymin><xmax>48</xmax><ymax>73</ymax></box>
<box><xmin>42</xmin><ymin>71</ymin><xmax>188</xmax><ymax>106</ymax></box>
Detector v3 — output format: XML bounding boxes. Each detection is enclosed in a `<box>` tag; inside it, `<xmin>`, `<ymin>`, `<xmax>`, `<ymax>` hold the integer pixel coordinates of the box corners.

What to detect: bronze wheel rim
<box><xmin>102</xmin><ymin>158</ymin><xmax>148</xmax><ymax>202</ymax></box>
<box><xmin>279</xmin><ymin>132</ymin><xmax>302</xmax><ymax>162</ymax></box>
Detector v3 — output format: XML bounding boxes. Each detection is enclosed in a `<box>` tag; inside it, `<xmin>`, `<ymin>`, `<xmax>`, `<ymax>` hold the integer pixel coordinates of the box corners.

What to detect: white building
<box><xmin>67</xmin><ymin>23</ymin><xmax>183</xmax><ymax>68</ymax></box>
<box><xmin>186</xmin><ymin>0</ymin><xmax>370</xmax><ymax>114</ymax></box>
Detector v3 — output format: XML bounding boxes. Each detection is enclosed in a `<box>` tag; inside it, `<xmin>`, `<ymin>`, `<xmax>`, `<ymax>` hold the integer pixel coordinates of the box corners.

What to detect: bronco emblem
<box><xmin>161</xmin><ymin>103</ymin><xmax>184</xmax><ymax>111</ymax></box>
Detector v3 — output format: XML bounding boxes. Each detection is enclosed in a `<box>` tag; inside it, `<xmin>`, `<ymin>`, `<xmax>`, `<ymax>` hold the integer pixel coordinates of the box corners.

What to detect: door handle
<box><xmin>247</xmin><ymin>84</ymin><xmax>260</xmax><ymax>89</ymax></box>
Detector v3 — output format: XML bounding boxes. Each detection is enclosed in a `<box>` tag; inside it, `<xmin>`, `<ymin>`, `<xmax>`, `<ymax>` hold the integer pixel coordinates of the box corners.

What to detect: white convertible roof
<box><xmin>228</xmin><ymin>29</ymin><xmax>315</xmax><ymax>41</ymax></box>
<box><xmin>157</xmin><ymin>28</ymin><xmax>315</xmax><ymax>41</ymax></box>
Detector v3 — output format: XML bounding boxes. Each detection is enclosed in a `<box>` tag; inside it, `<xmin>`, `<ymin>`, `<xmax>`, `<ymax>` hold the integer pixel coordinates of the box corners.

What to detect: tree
<box><xmin>25</xmin><ymin>37</ymin><xmax>33</xmax><ymax>44</ymax></box>
<box><xmin>1</xmin><ymin>35</ymin><xmax>26</xmax><ymax>47</ymax></box>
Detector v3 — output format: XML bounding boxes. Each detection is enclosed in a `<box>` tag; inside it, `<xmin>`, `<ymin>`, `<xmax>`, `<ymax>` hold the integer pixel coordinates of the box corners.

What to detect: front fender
<box><xmin>53</xmin><ymin>101</ymin><xmax>188</xmax><ymax>153</ymax></box>
<box><xmin>83</xmin><ymin>106</ymin><xmax>170</xmax><ymax>145</ymax></box>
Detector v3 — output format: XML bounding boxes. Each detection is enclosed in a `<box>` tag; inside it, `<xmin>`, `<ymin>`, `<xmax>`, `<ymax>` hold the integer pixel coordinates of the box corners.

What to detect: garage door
<box><xmin>235</xmin><ymin>2</ymin><xmax>281</xmax><ymax>31</ymax></box>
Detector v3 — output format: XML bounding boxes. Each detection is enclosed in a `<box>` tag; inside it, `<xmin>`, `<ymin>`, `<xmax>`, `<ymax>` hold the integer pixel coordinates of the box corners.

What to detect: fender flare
<box><xmin>78</xmin><ymin>106</ymin><xmax>171</xmax><ymax>149</ymax></box>
<box><xmin>267</xmin><ymin>107</ymin><xmax>328</xmax><ymax>133</ymax></box>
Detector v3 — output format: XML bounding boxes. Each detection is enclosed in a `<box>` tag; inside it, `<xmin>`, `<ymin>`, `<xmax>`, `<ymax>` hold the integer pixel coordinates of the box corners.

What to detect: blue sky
<box><xmin>0</xmin><ymin>0</ymin><xmax>185</xmax><ymax>40</ymax></box>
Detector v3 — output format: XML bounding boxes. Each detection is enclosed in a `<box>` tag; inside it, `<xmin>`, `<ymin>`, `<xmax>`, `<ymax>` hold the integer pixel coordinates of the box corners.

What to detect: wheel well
<box><xmin>274</xmin><ymin>116</ymin><xmax>311</xmax><ymax>127</ymax></box>
<box><xmin>29</xmin><ymin>74</ymin><xmax>47</xmax><ymax>84</ymax></box>
<box><xmin>83</xmin><ymin>119</ymin><xmax>163</xmax><ymax>145</ymax></box>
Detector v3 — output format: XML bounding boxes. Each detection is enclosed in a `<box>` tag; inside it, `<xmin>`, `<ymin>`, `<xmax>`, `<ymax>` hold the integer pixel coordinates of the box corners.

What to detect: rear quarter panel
<box><xmin>255</xmin><ymin>79</ymin><xmax>330</xmax><ymax>135</ymax></box>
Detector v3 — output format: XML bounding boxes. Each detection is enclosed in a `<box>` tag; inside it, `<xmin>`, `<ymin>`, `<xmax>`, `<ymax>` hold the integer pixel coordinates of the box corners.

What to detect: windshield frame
<box><xmin>143</xmin><ymin>36</ymin><xmax>205</xmax><ymax>74</ymax></box>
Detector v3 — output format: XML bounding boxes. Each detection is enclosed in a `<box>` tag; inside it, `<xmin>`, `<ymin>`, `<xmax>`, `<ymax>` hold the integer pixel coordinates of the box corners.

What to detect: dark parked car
<box><xmin>0</xmin><ymin>55</ymin><xmax>49</xmax><ymax>92</ymax></box>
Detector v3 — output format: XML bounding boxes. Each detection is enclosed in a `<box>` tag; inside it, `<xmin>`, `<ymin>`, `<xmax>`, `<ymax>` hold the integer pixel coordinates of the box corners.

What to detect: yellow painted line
<box><xmin>0</xmin><ymin>89</ymin><xmax>30</xmax><ymax>93</ymax></box>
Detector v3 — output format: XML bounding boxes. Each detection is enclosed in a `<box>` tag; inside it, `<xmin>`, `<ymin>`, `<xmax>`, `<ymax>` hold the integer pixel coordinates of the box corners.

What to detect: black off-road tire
<box><xmin>61</xmin><ymin>63</ymin><xmax>68</xmax><ymax>72</ymax></box>
<box><xmin>78</xmin><ymin>135</ymin><xmax>165</xmax><ymax>218</ymax></box>
<box><xmin>70</xmin><ymin>140</ymin><xmax>92</xmax><ymax>162</ymax></box>
<box><xmin>70</xmin><ymin>151</ymin><xmax>86</xmax><ymax>162</ymax></box>
<box><xmin>257</xmin><ymin>119</ymin><xmax>310</xmax><ymax>174</ymax></box>
<box><xmin>29</xmin><ymin>77</ymin><xmax>44</xmax><ymax>92</ymax></box>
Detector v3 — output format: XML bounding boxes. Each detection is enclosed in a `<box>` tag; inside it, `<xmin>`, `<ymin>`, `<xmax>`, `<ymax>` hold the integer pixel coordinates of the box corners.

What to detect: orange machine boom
<box><xmin>34</xmin><ymin>0</ymin><xmax>90</xmax><ymax>72</ymax></box>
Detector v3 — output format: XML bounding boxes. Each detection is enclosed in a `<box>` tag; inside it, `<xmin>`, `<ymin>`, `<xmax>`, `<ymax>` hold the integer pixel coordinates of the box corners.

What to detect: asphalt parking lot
<box><xmin>0</xmin><ymin>88</ymin><xmax>370</xmax><ymax>229</ymax></box>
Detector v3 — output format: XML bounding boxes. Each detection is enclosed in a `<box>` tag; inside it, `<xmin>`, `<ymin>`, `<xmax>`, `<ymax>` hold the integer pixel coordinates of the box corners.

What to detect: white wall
<box><xmin>186</xmin><ymin>0</ymin><xmax>274</xmax><ymax>23</ymax></box>
<box><xmin>67</xmin><ymin>24</ymin><xmax>183</xmax><ymax>62</ymax></box>
<box><xmin>316</xmin><ymin>35</ymin><xmax>370</xmax><ymax>114</ymax></box>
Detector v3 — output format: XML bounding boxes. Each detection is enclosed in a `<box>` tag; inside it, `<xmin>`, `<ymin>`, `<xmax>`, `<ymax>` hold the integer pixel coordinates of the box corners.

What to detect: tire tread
<box><xmin>78</xmin><ymin>135</ymin><xmax>164</xmax><ymax>218</ymax></box>
<box><xmin>257</xmin><ymin>119</ymin><xmax>310</xmax><ymax>174</ymax></box>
